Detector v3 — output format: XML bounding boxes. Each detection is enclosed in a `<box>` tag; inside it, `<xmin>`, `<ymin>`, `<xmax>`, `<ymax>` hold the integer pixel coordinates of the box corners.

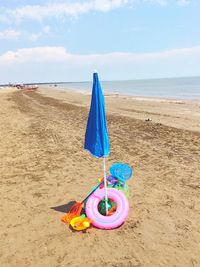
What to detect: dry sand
<box><xmin>0</xmin><ymin>87</ymin><xmax>200</xmax><ymax>267</ymax></box>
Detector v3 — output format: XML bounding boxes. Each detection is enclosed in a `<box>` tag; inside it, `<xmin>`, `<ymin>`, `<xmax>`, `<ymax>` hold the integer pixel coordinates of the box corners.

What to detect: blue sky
<box><xmin>0</xmin><ymin>0</ymin><xmax>200</xmax><ymax>83</ymax></box>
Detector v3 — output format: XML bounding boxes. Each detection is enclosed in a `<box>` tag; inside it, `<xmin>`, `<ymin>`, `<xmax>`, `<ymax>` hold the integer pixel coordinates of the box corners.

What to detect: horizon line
<box><xmin>1</xmin><ymin>75</ymin><xmax>200</xmax><ymax>87</ymax></box>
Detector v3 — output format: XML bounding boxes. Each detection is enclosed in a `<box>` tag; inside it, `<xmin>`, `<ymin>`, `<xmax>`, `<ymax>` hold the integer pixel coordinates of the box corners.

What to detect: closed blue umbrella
<box><xmin>84</xmin><ymin>71</ymin><xmax>110</xmax><ymax>214</ymax></box>
<box><xmin>84</xmin><ymin>72</ymin><xmax>110</xmax><ymax>157</ymax></box>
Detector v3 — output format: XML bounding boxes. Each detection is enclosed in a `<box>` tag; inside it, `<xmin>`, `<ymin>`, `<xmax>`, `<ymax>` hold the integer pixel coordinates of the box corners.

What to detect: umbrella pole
<box><xmin>103</xmin><ymin>157</ymin><xmax>108</xmax><ymax>216</ymax></box>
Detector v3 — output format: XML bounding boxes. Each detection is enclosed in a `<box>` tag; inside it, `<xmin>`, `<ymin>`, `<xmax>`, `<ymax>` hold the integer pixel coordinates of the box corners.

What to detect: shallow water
<box><xmin>52</xmin><ymin>76</ymin><xmax>200</xmax><ymax>100</ymax></box>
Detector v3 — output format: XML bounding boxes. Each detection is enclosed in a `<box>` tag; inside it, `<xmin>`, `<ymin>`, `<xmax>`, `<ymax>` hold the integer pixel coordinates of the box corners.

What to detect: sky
<box><xmin>0</xmin><ymin>0</ymin><xmax>200</xmax><ymax>83</ymax></box>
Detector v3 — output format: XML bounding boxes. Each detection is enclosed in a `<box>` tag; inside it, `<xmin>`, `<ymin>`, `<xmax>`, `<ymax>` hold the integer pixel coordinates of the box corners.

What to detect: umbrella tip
<box><xmin>94</xmin><ymin>69</ymin><xmax>97</xmax><ymax>73</ymax></box>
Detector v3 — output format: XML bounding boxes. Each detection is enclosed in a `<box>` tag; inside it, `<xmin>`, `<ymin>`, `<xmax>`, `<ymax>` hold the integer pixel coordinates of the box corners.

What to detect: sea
<box><xmin>2</xmin><ymin>76</ymin><xmax>200</xmax><ymax>100</ymax></box>
<box><xmin>50</xmin><ymin>76</ymin><xmax>200</xmax><ymax>100</ymax></box>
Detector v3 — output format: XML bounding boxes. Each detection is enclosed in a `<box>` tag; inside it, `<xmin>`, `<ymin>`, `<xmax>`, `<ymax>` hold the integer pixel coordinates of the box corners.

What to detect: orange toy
<box><xmin>61</xmin><ymin>202</ymin><xmax>82</xmax><ymax>224</ymax></box>
<box><xmin>61</xmin><ymin>181</ymin><xmax>103</xmax><ymax>224</ymax></box>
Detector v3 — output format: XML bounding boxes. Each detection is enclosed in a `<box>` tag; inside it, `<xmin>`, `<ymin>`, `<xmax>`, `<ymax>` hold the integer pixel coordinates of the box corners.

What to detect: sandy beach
<box><xmin>1</xmin><ymin>87</ymin><xmax>200</xmax><ymax>267</ymax></box>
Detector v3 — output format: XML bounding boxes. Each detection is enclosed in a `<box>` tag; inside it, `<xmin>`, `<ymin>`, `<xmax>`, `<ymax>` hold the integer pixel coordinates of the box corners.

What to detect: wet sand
<box><xmin>0</xmin><ymin>88</ymin><xmax>200</xmax><ymax>267</ymax></box>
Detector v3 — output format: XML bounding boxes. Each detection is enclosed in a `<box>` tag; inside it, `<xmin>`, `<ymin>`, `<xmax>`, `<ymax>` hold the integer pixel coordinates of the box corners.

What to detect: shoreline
<box><xmin>38</xmin><ymin>86</ymin><xmax>200</xmax><ymax>133</ymax></box>
<box><xmin>2</xmin><ymin>84</ymin><xmax>200</xmax><ymax>101</ymax></box>
<box><xmin>1</xmin><ymin>86</ymin><xmax>200</xmax><ymax>133</ymax></box>
<box><xmin>46</xmin><ymin>84</ymin><xmax>200</xmax><ymax>101</ymax></box>
<box><xmin>39</xmin><ymin>85</ymin><xmax>200</xmax><ymax>103</ymax></box>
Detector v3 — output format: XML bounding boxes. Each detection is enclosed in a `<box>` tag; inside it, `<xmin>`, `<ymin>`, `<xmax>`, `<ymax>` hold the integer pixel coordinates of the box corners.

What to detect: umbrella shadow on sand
<box><xmin>51</xmin><ymin>201</ymin><xmax>76</xmax><ymax>213</ymax></box>
<box><xmin>51</xmin><ymin>202</ymin><xmax>87</xmax><ymax>233</ymax></box>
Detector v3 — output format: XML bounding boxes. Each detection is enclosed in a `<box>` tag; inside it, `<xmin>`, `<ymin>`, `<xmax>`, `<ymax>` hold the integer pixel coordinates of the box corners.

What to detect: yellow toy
<box><xmin>70</xmin><ymin>215</ymin><xmax>91</xmax><ymax>231</ymax></box>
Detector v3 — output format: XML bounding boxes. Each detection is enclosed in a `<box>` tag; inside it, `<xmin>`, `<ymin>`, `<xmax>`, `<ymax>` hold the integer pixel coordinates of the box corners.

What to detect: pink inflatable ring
<box><xmin>85</xmin><ymin>188</ymin><xmax>129</xmax><ymax>229</ymax></box>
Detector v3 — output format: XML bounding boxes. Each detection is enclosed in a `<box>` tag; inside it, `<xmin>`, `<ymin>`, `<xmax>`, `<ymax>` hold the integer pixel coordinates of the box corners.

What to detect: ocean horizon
<box><xmin>2</xmin><ymin>76</ymin><xmax>200</xmax><ymax>100</ymax></box>
<box><xmin>50</xmin><ymin>76</ymin><xmax>200</xmax><ymax>100</ymax></box>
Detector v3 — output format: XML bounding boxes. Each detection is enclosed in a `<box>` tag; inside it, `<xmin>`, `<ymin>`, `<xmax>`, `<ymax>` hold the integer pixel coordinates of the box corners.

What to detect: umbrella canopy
<box><xmin>84</xmin><ymin>72</ymin><xmax>110</xmax><ymax>158</ymax></box>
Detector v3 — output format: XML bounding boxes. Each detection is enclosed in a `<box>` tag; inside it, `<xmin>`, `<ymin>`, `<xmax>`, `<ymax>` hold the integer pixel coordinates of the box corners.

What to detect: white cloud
<box><xmin>176</xmin><ymin>0</ymin><xmax>190</xmax><ymax>6</ymax></box>
<box><xmin>0</xmin><ymin>26</ymin><xmax>51</xmax><ymax>42</ymax></box>
<box><xmin>0</xmin><ymin>45</ymin><xmax>199</xmax><ymax>83</ymax></box>
<box><xmin>0</xmin><ymin>1</ymin><xmax>192</xmax><ymax>24</ymax></box>
<box><xmin>1</xmin><ymin>45</ymin><xmax>199</xmax><ymax>65</ymax></box>
<box><xmin>93</xmin><ymin>0</ymin><xmax>129</xmax><ymax>12</ymax></box>
<box><xmin>28</xmin><ymin>26</ymin><xmax>51</xmax><ymax>41</ymax></box>
<box><xmin>0</xmin><ymin>47</ymin><xmax>67</xmax><ymax>64</ymax></box>
<box><xmin>143</xmin><ymin>0</ymin><xmax>167</xmax><ymax>6</ymax></box>
<box><xmin>0</xmin><ymin>29</ymin><xmax>21</xmax><ymax>40</ymax></box>
<box><xmin>29</xmin><ymin>33</ymin><xmax>41</xmax><ymax>42</ymax></box>
<box><xmin>42</xmin><ymin>25</ymin><xmax>50</xmax><ymax>33</ymax></box>
<box><xmin>143</xmin><ymin>0</ymin><xmax>191</xmax><ymax>6</ymax></box>
<box><xmin>0</xmin><ymin>1</ymin><xmax>129</xmax><ymax>23</ymax></box>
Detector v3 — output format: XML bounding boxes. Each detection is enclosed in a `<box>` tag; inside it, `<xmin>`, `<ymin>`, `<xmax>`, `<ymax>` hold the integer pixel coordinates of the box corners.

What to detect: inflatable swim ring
<box><xmin>85</xmin><ymin>188</ymin><xmax>129</xmax><ymax>229</ymax></box>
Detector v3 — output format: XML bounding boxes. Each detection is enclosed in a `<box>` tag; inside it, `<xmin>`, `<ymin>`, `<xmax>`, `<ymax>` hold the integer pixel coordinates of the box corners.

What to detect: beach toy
<box><xmin>86</xmin><ymin>188</ymin><xmax>129</xmax><ymax>229</ymax></box>
<box><xmin>110</xmin><ymin>163</ymin><xmax>132</xmax><ymax>182</ymax></box>
<box><xmin>61</xmin><ymin>163</ymin><xmax>132</xmax><ymax>228</ymax></box>
<box><xmin>98</xmin><ymin>198</ymin><xmax>113</xmax><ymax>216</ymax></box>
<box><xmin>70</xmin><ymin>214</ymin><xmax>91</xmax><ymax>231</ymax></box>
<box><xmin>107</xmin><ymin>171</ymin><xmax>130</xmax><ymax>198</ymax></box>
<box><xmin>107</xmin><ymin>175</ymin><xmax>118</xmax><ymax>185</ymax></box>
<box><xmin>61</xmin><ymin>180</ymin><xmax>103</xmax><ymax>224</ymax></box>
<box><xmin>107</xmin><ymin>182</ymin><xmax>129</xmax><ymax>198</ymax></box>
<box><xmin>98</xmin><ymin>199</ymin><xmax>117</xmax><ymax>216</ymax></box>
